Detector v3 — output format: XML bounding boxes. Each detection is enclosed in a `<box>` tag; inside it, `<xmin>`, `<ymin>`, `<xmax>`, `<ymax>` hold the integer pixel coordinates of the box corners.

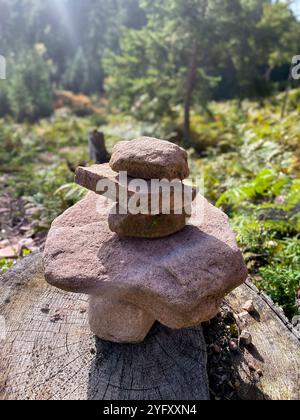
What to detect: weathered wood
<box><xmin>1</xmin><ymin>254</ymin><xmax>299</xmax><ymax>400</ymax></box>
<box><xmin>89</xmin><ymin>130</ymin><xmax>110</xmax><ymax>164</ymax></box>
<box><xmin>0</xmin><ymin>254</ymin><xmax>209</xmax><ymax>401</ymax></box>
<box><xmin>225</xmin><ymin>281</ymin><xmax>300</xmax><ymax>401</ymax></box>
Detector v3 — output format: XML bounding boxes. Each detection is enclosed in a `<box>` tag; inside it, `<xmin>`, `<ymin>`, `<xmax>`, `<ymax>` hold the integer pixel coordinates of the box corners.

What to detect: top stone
<box><xmin>110</xmin><ymin>137</ymin><xmax>190</xmax><ymax>181</ymax></box>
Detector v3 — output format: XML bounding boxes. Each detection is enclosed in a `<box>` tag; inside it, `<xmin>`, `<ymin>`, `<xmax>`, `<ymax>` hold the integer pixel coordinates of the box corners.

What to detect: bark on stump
<box><xmin>0</xmin><ymin>254</ymin><xmax>209</xmax><ymax>400</ymax></box>
<box><xmin>89</xmin><ymin>130</ymin><xmax>110</xmax><ymax>164</ymax></box>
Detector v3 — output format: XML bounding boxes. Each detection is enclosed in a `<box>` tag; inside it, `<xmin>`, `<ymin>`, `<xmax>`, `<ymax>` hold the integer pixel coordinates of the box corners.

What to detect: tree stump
<box><xmin>0</xmin><ymin>254</ymin><xmax>209</xmax><ymax>400</ymax></box>
<box><xmin>89</xmin><ymin>130</ymin><xmax>110</xmax><ymax>164</ymax></box>
<box><xmin>1</xmin><ymin>254</ymin><xmax>299</xmax><ymax>400</ymax></box>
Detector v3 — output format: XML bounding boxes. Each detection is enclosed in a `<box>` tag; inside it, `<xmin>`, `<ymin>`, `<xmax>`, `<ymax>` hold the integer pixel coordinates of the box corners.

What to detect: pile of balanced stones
<box><xmin>75</xmin><ymin>137</ymin><xmax>196</xmax><ymax>239</ymax></box>
<box><xmin>43</xmin><ymin>137</ymin><xmax>247</xmax><ymax>343</ymax></box>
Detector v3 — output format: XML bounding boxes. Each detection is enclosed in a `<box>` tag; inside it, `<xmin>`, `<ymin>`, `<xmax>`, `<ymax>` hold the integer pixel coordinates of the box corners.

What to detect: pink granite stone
<box><xmin>109</xmin><ymin>137</ymin><xmax>189</xmax><ymax>181</ymax></box>
<box><xmin>43</xmin><ymin>192</ymin><xmax>248</xmax><ymax>332</ymax></box>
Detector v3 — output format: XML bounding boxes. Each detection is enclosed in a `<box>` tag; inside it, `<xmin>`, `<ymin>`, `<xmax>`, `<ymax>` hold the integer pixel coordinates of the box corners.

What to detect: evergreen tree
<box><xmin>7</xmin><ymin>48</ymin><xmax>53</xmax><ymax>122</ymax></box>
<box><xmin>104</xmin><ymin>0</ymin><xmax>300</xmax><ymax>145</ymax></box>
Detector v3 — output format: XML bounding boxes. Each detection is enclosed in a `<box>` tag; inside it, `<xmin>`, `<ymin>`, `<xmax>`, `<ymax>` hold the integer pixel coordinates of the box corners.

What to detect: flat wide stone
<box><xmin>75</xmin><ymin>163</ymin><xmax>196</xmax><ymax>214</ymax></box>
<box><xmin>44</xmin><ymin>192</ymin><xmax>248</xmax><ymax>330</ymax></box>
<box><xmin>110</xmin><ymin>137</ymin><xmax>190</xmax><ymax>180</ymax></box>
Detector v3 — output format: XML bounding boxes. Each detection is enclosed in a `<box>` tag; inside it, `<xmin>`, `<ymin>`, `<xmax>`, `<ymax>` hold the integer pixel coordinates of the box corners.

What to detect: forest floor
<box><xmin>0</xmin><ymin>176</ymin><xmax>34</xmax><ymax>262</ymax></box>
<box><xmin>0</xmin><ymin>174</ymin><xmax>45</xmax><ymax>265</ymax></box>
<box><xmin>0</xmin><ymin>90</ymin><xmax>299</xmax><ymax>320</ymax></box>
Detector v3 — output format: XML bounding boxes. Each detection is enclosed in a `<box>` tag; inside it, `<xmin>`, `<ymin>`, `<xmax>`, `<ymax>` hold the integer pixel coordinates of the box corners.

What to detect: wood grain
<box><xmin>0</xmin><ymin>254</ymin><xmax>209</xmax><ymax>400</ymax></box>
<box><xmin>226</xmin><ymin>281</ymin><xmax>300</xmax><ymax>400</ymax></box>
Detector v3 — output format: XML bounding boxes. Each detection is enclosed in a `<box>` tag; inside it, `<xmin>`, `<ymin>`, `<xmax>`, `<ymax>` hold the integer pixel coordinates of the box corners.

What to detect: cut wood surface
<box><xmin>0</xmin><ymin>254</ymin><xmax>209</xmax><ymax>401</ymax></box>
<box><xmin>0</xmin><ymin>254</ymin><xmax>299</xmax><ymax>400</ymax></box>
<box><xmin>225</xmin><ymin>282</ymin><xmax>300</xmax><ymax>401</ymax></box>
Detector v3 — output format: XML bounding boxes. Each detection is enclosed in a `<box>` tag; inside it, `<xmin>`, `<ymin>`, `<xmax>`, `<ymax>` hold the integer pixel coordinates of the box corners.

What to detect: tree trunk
<box><xmin>281</xmin><ymin>68</ymin><xmax>292</xmax><ymax>119</ymax></box>
<box><xmin>183</xmin><ymin>41</ymin><xmax>198</xmax><ymax>148</ymax></box>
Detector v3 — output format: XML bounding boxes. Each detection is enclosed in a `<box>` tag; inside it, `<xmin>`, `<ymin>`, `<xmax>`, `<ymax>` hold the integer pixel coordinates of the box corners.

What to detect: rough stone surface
<box><xmin>110</xmin><ymin>137</ymin><xmax>190</xmax><ymax>180</ymax></box>
<box><xmin>108</xmin><ymin>206</ymin><xmax>188</xmax><ymax>238</ymax></box>
<box><xmin>89</xmin><ymin>295</ymin><xmax>155</xmax><ymax>343</ymax></box>
<box><xmin>75</xmin><ymin>163</ymin><xmax>196</xmax><ymax>215</ymax></box>
<box><xmin>44</xmin><ymin>192</ymin><xmax>248</xmax><ymax>330</ymax></box>
<box><xmin>242</xmin><ymin>300</ymin><xmax>255</xmax><ymax>313</ymax></box>
<box><xmin>240</xmin><ymin>330</ymin><xmax>253</xmax><ymax>346</ymax></box>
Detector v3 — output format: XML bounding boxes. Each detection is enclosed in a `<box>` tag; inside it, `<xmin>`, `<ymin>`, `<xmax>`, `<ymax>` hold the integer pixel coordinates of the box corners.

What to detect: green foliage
<box><xmin>0</xmin><ymin>83</ymin><xmax>10</xmax><ymax>116</ymax></box>
<box><xmin>8</xmin><ymin>162</ymin><xmax>75</xmax><ymax>232</ymax></box>
<box><xmin>104</xmin><ymin>0</ymin><xmax>300</xmax><ymax>123</ymax></box>
<box><xmin>4</xmin><ymin>49</ymin><xmax>54</xmax><ymax>122</ymax></box>
<box><xmin>0</xmin><ymin>0</ymin><xmax>145</xmax><ymax>95</ymax></box>
<box><xmin>63</xmin><ymin>48</ymin><xmax>90</xmax><ymax>94</ymax></box>
<box><xmin>55</xmin><ymin>183</ymin><xmax>87</xmax><ymax>203</ymax></box>
<box><xmin>104</xmin><ymin>26</ymin><xmax>181</xmax><ymax>120</ymax></box>
<box><xmin>1</xmin><ymin>63</ymin><xmax>300</xmax><ymax>321</ymax></box>
<box><xmin>0</xmin><ymin>258</ymin><xmax>14</xmax><ymax>273</ymax></box>
<box><xmin>0</xmin><ymin>249</ymin><xmax>31</xmax><ymax>273</ymax></box>
<box><xmin>216</xmin><ymin>169</ymin><xmax>292</xmax><ymax>209</ymax></box>
<box><xmin>189</xmin><ymin>93</ymin><xmax>300</xmax><ymax>317</ymax></box>
<box><xmin>1</xmin><ymin>0</ymin><xmax>299</xmax><ymax>103</ymax></box>
<box><xmin>0</xmin><ymin>113</ymin><xmax>95</xmax><ymax>232</ymax></box>
<box><xmin>257</xmin><ymin>266</ymin><xmax>300</xmax><ymax>318</ymax></box>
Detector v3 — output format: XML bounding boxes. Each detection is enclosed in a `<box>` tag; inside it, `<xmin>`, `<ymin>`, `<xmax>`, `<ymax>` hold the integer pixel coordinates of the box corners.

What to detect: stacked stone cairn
<box><xmin>43</xmin><ymin>137</ymin><xmax>247</xmax><ymax>344</ymax></box>
<box><xmin>76</xmin><ymin>137</ymin><xmax>197</xmax><ymax>239</ymax></box>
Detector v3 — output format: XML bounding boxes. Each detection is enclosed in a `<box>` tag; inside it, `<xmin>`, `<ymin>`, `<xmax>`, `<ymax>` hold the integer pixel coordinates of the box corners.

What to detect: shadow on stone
<box><xmin>250</xmin><ymin>309</ymin><xmax>261</xmax><ymax>323</ymax></box>
<box><xmin>96</xmin><ymin>225</ymin><xmax>247</xmax><ymax>330</ymax></box>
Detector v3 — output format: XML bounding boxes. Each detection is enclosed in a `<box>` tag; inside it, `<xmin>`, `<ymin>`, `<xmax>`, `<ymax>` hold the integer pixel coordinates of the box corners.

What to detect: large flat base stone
<box><xmin>44</xmin><ymin>193</ymin><xmax>248</xmax><ymax>330</ymax></box>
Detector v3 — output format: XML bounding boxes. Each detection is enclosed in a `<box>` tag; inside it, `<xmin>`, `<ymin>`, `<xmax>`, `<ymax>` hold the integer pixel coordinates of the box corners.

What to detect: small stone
<box><xmin>108</xmin><ymin>207</ymin><xmax>188</xmax><ymax>239</ymax></box>
<box><xmin>89</xmin><ymin>295</ymin><xmax>155</xmax><ymax>343</ymax></box>
<box><xmin>234</xmin><ymin>379</ymin><xmax>241</xmax><ymax>388</ymax></box>
<box><xmin>238</xmin><ymin>311</ymin><xmax>250</xmax><ymax>320</ymax></box>
<box><xmin>242</xmin><ymin>300</ymin><xmax>255</xmax><ymax>313</ymax></box>
<box><xmin>257</xmin><ymin>369</ymin><xmax>263</xmax><ymax>377</ymax></box>
<box><xmin>80</xmin><ymin>307</ymin><xmax>87</xmax><ymax>314</ymax></box>
<box><xmin>25</xmin><ymin>207</ymin><xmax>41</xmax><ymax>217</ymax></box>
<box><xmin>0</xmin><ymin>246</ymin><xmax>18</xmax><ymax>259</ymax></box>
<box><xmin>110</xmin><ymin>137</ymin><xmax>189</xmax><ymax>181</ymax></box>
<box><xmin>211</xmin><ymin>344</ymin><xmax>221</xmax><ymax>354</ymax></box>
<box><xmin>229</xmin><ymin>339</ymin><xmax>238</xmax><ymax>352</ymax></box>
<box><xmin>240</xmin><ymin>330</ymin><xmax>252</xmax><ymax>346</ymax></box>
<box><xmin>292</xmin><ymin>316</ymin><xmax>300</xmax><ymax>327</ymax></box>
<box><xmin>248</xmin><ymin>362</ymin><xmax>256</xmax><ymax>372</ymax></box>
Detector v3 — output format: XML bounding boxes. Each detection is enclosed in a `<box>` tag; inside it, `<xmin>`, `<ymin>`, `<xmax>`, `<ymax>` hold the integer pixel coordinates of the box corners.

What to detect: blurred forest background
<box><xmin>0</xmin><ymin>0</ymin><xmax>300</xmax><ymax>319</ymax></box>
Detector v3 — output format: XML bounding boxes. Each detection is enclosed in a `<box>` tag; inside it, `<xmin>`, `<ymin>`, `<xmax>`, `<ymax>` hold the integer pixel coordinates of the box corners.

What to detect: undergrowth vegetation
<box><xmin>0</xmin><ymin>90</ymin><xmax>299</xmax><ymax>317</ymax></box>
<box><xmin>192</xmin><ymin>92</ymin><xmax>300</xmax><ymax>318</ymax></box>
